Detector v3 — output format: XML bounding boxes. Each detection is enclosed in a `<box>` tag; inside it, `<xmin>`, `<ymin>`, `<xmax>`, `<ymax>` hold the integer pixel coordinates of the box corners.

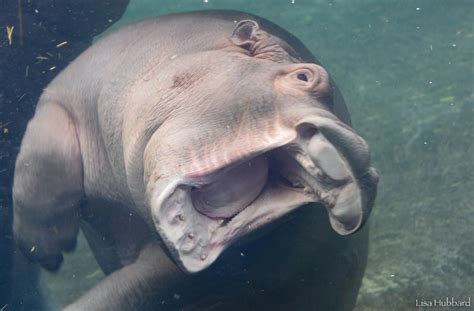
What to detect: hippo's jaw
<box><xmin>150</xmin><ymin>117</ymin><xmax>378</xmax><ymax>273</ymax></box>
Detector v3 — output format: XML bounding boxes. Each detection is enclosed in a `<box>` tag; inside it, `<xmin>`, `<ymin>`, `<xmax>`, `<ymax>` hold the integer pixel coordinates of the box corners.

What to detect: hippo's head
<box><xmin>141</xmin><ymin>20</ymin><xmax>378</xmax><ymax>273</ymax></box>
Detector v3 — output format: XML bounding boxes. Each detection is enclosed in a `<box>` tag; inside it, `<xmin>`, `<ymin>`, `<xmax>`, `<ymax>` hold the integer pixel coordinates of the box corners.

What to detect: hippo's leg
<box><xmin>64</xmin><ymin>243</ymin><xmax>185</xmax><ymax>311</ymax></box>
<box><xmin>13</xmin><ymin>102</ymin><xmax>83</xmax><ymax>271</ymax></box>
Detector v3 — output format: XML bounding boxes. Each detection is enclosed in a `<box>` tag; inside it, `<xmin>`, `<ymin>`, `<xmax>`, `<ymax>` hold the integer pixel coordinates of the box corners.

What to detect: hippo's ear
<box><xmin>231</xmin><ymin>20</ymin><xmax>292</xmax><ymax>63</ymax></box>
<box><xmin>231</xmin><ymin>20</ymin><xmax>260</xmax><ymax>50</ymax></box>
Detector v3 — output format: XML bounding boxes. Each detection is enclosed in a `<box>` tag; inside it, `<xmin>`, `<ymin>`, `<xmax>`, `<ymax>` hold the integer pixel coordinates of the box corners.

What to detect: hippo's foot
<box><xmin>13</xmin><ymin>102</ymin><xmax>83</xmax><ymax>270</ymax></box>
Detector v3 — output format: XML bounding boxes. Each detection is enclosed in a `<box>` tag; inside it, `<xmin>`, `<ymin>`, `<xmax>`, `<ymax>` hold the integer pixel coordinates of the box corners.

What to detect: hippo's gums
<box><xmin>12</xmin><ymin>10</ymin><xmax>378</xmax><ymax>310</ymax></box>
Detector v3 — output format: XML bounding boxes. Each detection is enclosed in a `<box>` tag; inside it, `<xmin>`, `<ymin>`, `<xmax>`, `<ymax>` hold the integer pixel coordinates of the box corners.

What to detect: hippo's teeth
<box><xmin>284</xmin><ymin>174</ymin><xmax>303</xmax><ymax>187</ymax></box>
<box><xmin>280</xmin><ymin>169</ymin><xmax>310</xmax><ymax>191</ymax></box>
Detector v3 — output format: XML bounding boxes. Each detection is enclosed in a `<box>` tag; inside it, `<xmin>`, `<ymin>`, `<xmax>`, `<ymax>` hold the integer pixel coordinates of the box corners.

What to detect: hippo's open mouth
<box><xmin>151</xmin><ymin>117</ymin><xmax>378</xmax><ymax>273</ymax></box>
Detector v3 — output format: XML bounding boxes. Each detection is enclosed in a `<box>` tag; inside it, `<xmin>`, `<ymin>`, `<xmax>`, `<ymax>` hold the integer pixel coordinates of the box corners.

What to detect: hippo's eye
<box><xmin>297</xmin><ymin>73</ymin><xmax>308</xmax><ymax>82</ymax></box>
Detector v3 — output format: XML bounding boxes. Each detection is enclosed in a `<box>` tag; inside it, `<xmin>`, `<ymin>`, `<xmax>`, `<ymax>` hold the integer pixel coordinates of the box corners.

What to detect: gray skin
<box><xmin>12</xmin><ymin>10</ymin><xmax>378</xmax><ymax>311</ymax></box>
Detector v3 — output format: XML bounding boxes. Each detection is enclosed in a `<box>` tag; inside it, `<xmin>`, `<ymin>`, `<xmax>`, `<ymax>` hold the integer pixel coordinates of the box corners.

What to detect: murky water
<box><xmin>2</xmin><ymin>1</ymin><xmax>473</xmax><ymax>310</ymax></box>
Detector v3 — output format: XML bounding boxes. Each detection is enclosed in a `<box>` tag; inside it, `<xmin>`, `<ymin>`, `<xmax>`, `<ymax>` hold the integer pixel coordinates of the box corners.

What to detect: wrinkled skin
<box><xmin>12</xmin><ymin>11</ymin><xmax>378</xmax><ymax>310</ymax></box>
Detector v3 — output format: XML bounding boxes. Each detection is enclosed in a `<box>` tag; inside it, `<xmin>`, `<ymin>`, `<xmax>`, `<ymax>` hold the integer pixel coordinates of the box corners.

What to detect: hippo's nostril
<box><xmin>297</xmin><ymin>124</ymin><xmax>318</xmax><ymax>139</ymax></box>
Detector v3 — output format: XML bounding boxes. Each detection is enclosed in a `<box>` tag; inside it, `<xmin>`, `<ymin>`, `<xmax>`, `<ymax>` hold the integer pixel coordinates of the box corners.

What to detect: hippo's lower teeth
<box><xmin>279</xmin><ymin>169</ymin><xmax>309</xmax><ymax>191</ymax></box>
<box><xmin>287</xmin><ymin>175</ymin><xmax>304</xmax><ymax>188</ymax></box>
<box><xmin>218</xmin><ymin>207</ymin><xmax>245</xmax><ymax>227</ymax></box>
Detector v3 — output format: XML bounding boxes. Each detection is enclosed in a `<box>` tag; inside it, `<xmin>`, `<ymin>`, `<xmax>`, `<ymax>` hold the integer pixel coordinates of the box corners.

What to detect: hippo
<box><xmin>12</xmin><ymin>10</ymin><xmax>378</xmax><ymax>310</ymax></box>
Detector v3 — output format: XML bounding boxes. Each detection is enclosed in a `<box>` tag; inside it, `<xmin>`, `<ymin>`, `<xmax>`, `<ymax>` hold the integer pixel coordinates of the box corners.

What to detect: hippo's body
<box><xmin>13</xmin><ymin>11</ymin><xmax>378</xmax><ymax>310</ymax></box>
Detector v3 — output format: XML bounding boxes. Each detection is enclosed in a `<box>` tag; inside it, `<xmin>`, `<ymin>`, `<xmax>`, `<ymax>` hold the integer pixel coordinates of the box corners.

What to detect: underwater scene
<box><xmin>1</xmin><ymin>0</ymin><xmax>472</xmax><ymax>310</ymax></box>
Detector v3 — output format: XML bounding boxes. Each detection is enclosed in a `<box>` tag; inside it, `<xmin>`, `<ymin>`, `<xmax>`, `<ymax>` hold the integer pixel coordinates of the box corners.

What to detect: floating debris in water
<box><xmin>439</xmin><ymin>96</ymin><xmax>455</xmax><ymax>103</ymax></box>
<box><xmin>173</xmin><ymin>293</ymin><xmax>181</xmax><ymax>300</ymax></box>
<box><xmin>6</xmin><ymin>26</ymin><xmax>14</xmax><ymax>45</ymax></box>
<box><xmin>56</xmin><ymin>41</ymin><xmax>68</xmax><ymax>48</ymax></box>
<box><xmin>85</xmin><ymin>269</ymin><xmax>102</xmax><ymax>279</ymax></box>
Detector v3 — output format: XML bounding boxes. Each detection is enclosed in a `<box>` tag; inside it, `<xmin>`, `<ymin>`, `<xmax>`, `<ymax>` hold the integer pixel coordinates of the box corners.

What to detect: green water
<box><xmin>40</xmin><ymin>1</ymin><xmax>473</xmax><ymax>310</ymax></box>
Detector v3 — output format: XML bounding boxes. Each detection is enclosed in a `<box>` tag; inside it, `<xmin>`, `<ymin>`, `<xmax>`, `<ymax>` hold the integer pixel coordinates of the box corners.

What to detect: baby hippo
<box><xmin>13</xmin><ymin>10</ymin><xmax>378</xmax><ymax>311</ymax></box>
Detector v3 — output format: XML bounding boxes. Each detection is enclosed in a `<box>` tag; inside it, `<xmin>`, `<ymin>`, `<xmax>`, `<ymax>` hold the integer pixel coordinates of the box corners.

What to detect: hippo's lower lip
<box><xmin>151</xmin><ymin>151</ymin><xmax>318</xmax><ymax>273</ymax></box>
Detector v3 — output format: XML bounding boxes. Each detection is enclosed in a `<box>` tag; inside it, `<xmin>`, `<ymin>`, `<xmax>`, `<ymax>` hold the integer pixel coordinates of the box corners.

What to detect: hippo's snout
<box><xmin>300</xmin><ymin>117</ymin><xmax>371</xmax><ymax>177</ymax></box>
<box><xmin>289</xmin><ymin>116</ymin><xmax>379</xmax><ymax>234</ymax></box>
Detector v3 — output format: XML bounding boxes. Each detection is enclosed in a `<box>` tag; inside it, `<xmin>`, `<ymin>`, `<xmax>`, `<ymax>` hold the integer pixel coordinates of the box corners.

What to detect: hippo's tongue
<box><xmin>191</xmin><ymin>156</ymin><xmax>268</xmax><ymax>218</ymax></box>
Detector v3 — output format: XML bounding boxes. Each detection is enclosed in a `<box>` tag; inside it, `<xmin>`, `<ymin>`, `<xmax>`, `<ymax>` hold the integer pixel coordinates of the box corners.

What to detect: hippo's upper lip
<box><xmin>150</xmin><ymin>117</ymin><xmax>378</xmax><ymax>273</ymax></box>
